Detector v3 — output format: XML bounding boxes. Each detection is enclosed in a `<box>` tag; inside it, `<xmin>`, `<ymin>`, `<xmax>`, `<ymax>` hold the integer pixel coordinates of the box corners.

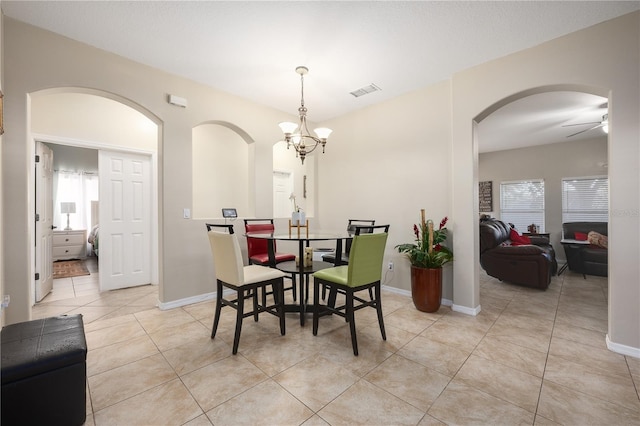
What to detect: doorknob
<box><xmin>52</xmin><ymin>225</ymin><xmax>57</xmax><ymax>230</ymax></box>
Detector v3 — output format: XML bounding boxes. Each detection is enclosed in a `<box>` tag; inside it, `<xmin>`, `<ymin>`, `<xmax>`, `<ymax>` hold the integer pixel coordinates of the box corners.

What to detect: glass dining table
<box><xmin>245</xmin><ymin>231</ymin><xmax>351</xmax><ymax>325</ymax></box>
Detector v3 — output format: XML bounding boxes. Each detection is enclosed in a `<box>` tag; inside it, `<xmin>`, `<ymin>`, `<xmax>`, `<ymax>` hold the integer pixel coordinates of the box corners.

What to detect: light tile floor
<box><xmin>33</xmin><ymin>260</ymin><xmax>640</xmax><ymax>425</ymax></box>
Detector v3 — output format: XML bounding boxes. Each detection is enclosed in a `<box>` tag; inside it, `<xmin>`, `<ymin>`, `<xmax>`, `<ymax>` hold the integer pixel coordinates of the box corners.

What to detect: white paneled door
<box><xmin>99</xmin><ymin>150</ymin><xmax>151</xmax><ymax>291</ymax></box>
<box><xmin>35</xmin><ymin>142</ymin><xmax>54</xmax><ymax>302</ymax></box>
<box><xmin>273</xmin><ymin>170</ymin><xmax>293</xmax><ymax>218</ymax></box>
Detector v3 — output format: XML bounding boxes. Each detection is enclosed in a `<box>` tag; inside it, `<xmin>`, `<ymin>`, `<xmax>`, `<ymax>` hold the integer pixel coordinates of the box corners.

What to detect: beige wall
<box><xmin>2</xmin><ymin>18</ymin><xmax>297</xmax><ymax>321</ymax></box>
<box><xmin>2</xmin><ymin>12</ymin><xmax>638</xmax><ymax>354</ymax></box>
<box><xmin>320</xmin><ymin>80</ymin><xmax>454</xmax><ymax>299</ymax></box>
<box><xmin>32</xmin><ymin>92</ymin><xmax>157</xmax><ymax>151</ymax></box>
<box><xmin>479</xmin><ymin>137</ymin><xmax>608</xmax><ymax>256</ymax></box>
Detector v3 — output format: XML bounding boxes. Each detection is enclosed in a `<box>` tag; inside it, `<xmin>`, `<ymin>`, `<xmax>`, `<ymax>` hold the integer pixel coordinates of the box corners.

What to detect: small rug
<box><xmin>53</xmin><ymin>260</ymin><xmax>90</xmax><ymax>279</ymax></box>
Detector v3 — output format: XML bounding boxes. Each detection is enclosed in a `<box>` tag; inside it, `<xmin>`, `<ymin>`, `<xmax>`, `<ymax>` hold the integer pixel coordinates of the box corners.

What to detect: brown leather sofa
<box><xmin>561</xmin><ymin>222</ymin><xmax>608</xmax><ymax>277</ymax></box>
<box><xmin>479</xmin><ymin>218</ymin><xmax>557</xmax><ymax>290</ymax></box>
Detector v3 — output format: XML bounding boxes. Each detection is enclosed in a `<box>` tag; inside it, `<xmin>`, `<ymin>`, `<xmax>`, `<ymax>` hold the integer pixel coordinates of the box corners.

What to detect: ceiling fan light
<box><xmin>279</xmin><ymin>122</ymin><xmax>298</xmax><ymax>135</ymax></box>
<box><xmin>313</xmin><ymin>127</ymin><xmax>333</xmax><ymax>140</ymax></box>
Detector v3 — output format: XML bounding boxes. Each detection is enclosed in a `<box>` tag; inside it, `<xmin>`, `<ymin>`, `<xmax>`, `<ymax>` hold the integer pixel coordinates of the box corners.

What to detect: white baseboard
<box><xmin>158</xmin><ymin>291</ymin><xmax>216</xmax><ymax>310</ymax></box>
<box><xmin>381</xmin><ymin>285</ymin><xmax>410</xmax><ymax>297</ymax></box>
<box><xmin>452</xmin><ymin>303</ymin><xmax>481</xmax><ymax>316</ymax></box>
<box><xmin>606</xmin><ymin>334</ymin><xmax>640</xmax><ymax>358</ymax></box>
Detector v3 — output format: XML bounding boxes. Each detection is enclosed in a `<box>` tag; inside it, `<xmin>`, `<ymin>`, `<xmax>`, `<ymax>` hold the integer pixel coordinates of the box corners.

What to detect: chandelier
<box><xmin>279</xmin><ymin>66</ymin><xmax>332</xmax><ymax>165</ymax></box>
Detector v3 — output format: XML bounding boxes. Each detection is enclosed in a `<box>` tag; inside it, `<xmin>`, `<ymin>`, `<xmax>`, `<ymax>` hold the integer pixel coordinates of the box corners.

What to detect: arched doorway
<box><xmin>472</xmin><ymin>85</ymin><xmax>609</xmax><ymax>308</ymax></box>
<box><xmin>30</xmin><ymin>88</ymin><xmax>161</xmax><ymax>304</ymax></box>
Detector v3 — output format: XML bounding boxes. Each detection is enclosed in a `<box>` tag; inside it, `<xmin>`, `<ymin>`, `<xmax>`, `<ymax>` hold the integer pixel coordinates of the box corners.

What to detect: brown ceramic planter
<box><xmin>410</xmin><ymin>266</ymin><xmax>442</xmax><ymax>313</ymax></box>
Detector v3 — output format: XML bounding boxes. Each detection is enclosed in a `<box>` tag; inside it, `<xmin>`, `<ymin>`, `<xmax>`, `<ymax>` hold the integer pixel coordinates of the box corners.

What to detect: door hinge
<box><xmin>35</xmin><ymin>273</ymin><xmax>40</xmax><ymax>281</ymax></box>
<box><xmin>35</xmin><ymin>155</ymin><xmax>40</xmax><ymax>163</ymax></box>
<box><xmin>35</xmin><ymin>213</ymin><xmax>40</xmax><ymax>221</ymax></box>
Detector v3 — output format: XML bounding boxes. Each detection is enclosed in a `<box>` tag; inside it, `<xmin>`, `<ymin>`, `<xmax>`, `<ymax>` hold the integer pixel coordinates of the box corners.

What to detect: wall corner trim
<box><xmin>452</xmin><ymin>303</ymin><xmax>481</xmax><ymax>316</ymax></box>
<box><xmin>606</xmin><ymin>334</ymin><xmax>640</xmax><ymax>359</ymax></box>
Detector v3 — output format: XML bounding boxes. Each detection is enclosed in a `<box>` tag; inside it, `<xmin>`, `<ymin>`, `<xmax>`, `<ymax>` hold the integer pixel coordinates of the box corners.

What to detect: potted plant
<box><xmin>396</xmin><ymin>209</ymin><xmax>453</xmax><ymax>312</ymax></box>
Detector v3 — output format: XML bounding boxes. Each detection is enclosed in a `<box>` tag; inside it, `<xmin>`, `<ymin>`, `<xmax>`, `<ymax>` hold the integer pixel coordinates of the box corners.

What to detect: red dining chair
<box><xmin>244</xmin><ymin>219</ymin><xmax>297</xmax><ymax>301</ymax></box>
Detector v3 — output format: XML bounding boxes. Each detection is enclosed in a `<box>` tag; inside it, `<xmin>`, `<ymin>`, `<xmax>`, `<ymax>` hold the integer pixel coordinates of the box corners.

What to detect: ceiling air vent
<box><xmin>350</xmin><ymin>83</ymin><xmax>381</xmax><ymax>98</ymax></box>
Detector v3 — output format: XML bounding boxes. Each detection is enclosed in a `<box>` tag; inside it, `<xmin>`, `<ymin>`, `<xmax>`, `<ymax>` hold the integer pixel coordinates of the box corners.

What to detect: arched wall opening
<box><xmin>192</xmin><ymin>121</ymin><xmax>255</xmax><ymax>219</ymax></box>
<box><xmin>471</xmin><ymin>84</ymin><xmax>609</xmax><ymax>304</ymax></box>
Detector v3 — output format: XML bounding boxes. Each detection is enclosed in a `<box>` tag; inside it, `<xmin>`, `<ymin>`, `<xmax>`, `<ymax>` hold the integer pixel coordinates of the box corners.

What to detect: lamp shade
<box><xmin>313</xmin><ymin>127</ymin><xmax>333</xmax><ymax>139</ymax></box>
<box><xmin>279</xmin><ymin>122</ymin><xmax>299</xmax><ymax>134</ymax></box>
<box><xmin>61</xmin><ymin>202</ymin><xmax>76</xmax><ymax>214</ymax></box>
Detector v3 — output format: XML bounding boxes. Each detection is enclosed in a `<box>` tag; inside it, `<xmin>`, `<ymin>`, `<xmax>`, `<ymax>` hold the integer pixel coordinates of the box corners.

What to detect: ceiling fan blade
<box><xmin>566</xmin><ymin>123</ymin><xmax>604</xmax><ymax>138</ymax></box>
<box><xmin>562</xmin><ymin>121</ymin><xmax>601</xmax><ymax>127</ymax></box>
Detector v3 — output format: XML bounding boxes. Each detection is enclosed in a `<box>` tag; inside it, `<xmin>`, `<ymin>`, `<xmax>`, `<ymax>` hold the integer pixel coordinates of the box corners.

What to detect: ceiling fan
<box><xmin>563</xmin><ymin>113</ymin><xmax>609</xmax><ymax>138</ymax></box>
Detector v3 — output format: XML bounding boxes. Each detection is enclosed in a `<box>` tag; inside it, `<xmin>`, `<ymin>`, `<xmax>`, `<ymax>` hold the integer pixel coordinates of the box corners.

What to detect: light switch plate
<box><xmin>183</xmin><ymin>208</ymin><xmax>191</xmax><ymax>219</ymax></box>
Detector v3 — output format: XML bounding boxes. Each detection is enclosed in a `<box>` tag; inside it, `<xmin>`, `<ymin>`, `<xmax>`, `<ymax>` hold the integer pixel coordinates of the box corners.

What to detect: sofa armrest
<box><xmin>491</xmin><ymin>245</ymin><xmax>544</xmax><ymax>256</ymax></box>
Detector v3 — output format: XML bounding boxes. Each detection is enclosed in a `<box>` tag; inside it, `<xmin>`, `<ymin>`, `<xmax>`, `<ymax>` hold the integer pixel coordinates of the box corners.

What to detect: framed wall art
<box><xmin>479</xmin><ymin>181</ymin><xmax>493</xmax><ymax>212</ymax></box>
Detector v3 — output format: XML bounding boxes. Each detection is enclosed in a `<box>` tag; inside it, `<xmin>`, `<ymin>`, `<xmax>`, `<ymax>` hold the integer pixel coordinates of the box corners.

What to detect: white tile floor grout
<box><xmin>33</xmin><ymin>259</ymin><xmax>640</xmax><ymax>425</ymax></box>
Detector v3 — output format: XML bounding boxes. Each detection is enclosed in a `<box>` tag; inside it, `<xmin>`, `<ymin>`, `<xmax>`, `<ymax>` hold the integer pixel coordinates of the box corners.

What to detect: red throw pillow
<box><xmin>574</xmin><ymin>231</ymin><xmax>588</xmax><ymax>241</ymax></box>
<box><xmin>509</xmin><ymin>229</ymin><xmax>531</xmax><ymax>246</ymax></box>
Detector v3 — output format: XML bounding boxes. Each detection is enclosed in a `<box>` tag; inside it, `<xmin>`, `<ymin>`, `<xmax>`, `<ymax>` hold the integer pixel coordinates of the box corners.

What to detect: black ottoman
<box><xmin>1</xmin><ymin>314</ymin><xmax>87</xmax><ymax>426</ymax></box>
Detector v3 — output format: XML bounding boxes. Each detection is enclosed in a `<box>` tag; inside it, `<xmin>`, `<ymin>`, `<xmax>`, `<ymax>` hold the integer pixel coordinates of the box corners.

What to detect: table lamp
<box><xmin>61</xmin><ymin>202</ymin><xmax>76</xmax><ymax>230</ymax></box>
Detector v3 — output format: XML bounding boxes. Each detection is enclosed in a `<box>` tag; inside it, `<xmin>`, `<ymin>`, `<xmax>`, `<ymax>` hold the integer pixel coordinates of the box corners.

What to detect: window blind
<box><xmin>500</xmin><ymin>180</ymin><xmax>545</xmax><ymax>233</ymax></box>
<box><xmin>562</xmin><ymin>176</ymin><xmax>608</xmax><ymax>223</ymax></box>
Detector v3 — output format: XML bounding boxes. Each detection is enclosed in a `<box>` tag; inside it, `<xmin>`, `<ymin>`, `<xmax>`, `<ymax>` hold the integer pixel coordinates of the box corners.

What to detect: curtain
<box><xmin>53</xmin><ymin>171</ymin><xmax>99</xmax><ymax>231</ymax></box>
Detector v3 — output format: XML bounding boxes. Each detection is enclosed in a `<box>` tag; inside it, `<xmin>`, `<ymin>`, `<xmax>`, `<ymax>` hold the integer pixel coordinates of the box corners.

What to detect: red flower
<box><xmin>413</xmin><ymin>224</ymin><xmax>420</xmax><ymax>239</ymax></box>
<box><xmin>434</xmin><ymin>244</ymin><xmax>442</xmax><ymax>251</ymax></box>
<box><xmin>439</xmin><ymin>217</ymin><xmax>448</xmax><ymax>230</ymax></box>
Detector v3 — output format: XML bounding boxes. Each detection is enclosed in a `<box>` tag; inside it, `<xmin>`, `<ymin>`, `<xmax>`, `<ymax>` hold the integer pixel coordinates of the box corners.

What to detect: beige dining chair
<box><xmin>206</xmin><ymin>224</ymin><xmax>286</xmax><ymax>354</ymax></box>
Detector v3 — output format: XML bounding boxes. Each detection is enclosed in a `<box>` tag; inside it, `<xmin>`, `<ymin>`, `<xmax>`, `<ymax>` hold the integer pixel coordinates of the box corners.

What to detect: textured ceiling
<box><xmin>3</xmin><ymin>1</ymin><xmax>636</xmax><ymax>151</ymax></box>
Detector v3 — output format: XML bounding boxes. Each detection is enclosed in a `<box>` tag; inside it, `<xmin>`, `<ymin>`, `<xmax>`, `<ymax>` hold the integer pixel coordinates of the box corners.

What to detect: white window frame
<box><xmin>562</xmin><ymin>175</ymin><xmax>608</xmax><ymax>223</ymax></box>
<box><xmin>500</xmin><ymin>179</ymin><xmax>545</xmax><ymax>233</ymax></box>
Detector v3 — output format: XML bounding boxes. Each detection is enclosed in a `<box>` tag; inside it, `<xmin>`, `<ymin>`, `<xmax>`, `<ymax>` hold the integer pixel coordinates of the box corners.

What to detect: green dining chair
<box><xmin>312</xmin><ymin>225</ymin><xmax>390</xmax><ymax>355</ymax></box>
<box><xmin>206</xmin><ymin>224</ymin><xmax>286</xmax><ymax>354</ymax></box>
<box><xmin>321</xmin><ymin>219</ymin><xmax>376</xmax><ymax>265</ymax></box>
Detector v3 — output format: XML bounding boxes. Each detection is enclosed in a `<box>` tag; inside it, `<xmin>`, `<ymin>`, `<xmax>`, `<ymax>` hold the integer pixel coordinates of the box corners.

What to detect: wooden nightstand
<box><xmin>53</xmin><ymin>229</ymin><xmax>87</xmax><ymax>261</ymax></box>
